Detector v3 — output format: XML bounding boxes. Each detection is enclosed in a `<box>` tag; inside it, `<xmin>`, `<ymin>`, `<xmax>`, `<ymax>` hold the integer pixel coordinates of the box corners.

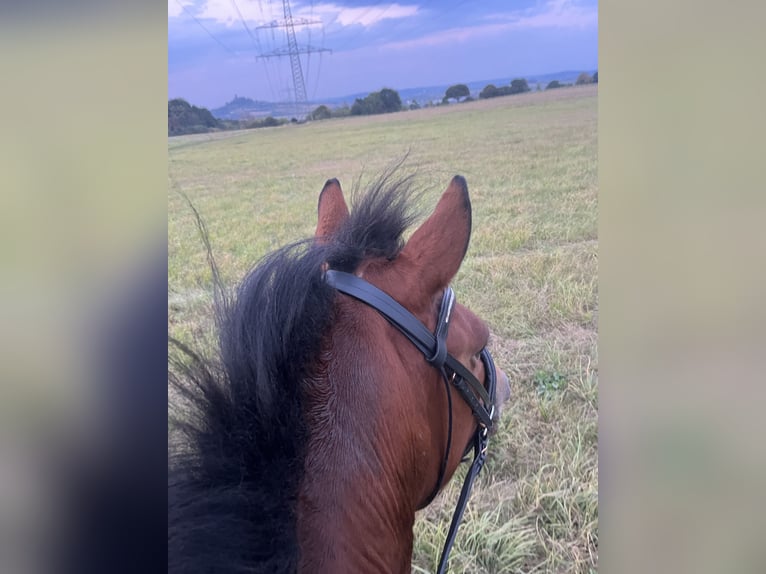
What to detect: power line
<box><xmin>311</xmin><ymin>48</ymin><xmax>325</xmax><ymax>101</ymax></box>
<box><xmin>330</xmin><ymin>0</ymin><xmax>388</xmax><ymax>52</ymax></box>
<box><xmin>228</xmin><ymin>0</ymin><xmax>277</xmax><ymax>102</ymax></box>
<box><xmin>309</xmin><ymin>25</ymin><xmax>327</xmax><ymax>102</ymax></box>
<box><xmin>174</xmin><ymin>0</ymin><xmax>238</xmax><ymax>56</ymax></box>
<box><xmin>229</xmin><ymin>0</ymin><xmax>262</xmax><ymax>52</ymax></box>
<box><xmin>306</xmin><ymin>24</ymin><xmax>312</xmax><ymax>99</ymax></box>
<box><xmin>331</xmin><ymin>0</ymin><xmax>473</xmax><ymax>54</ymax></box>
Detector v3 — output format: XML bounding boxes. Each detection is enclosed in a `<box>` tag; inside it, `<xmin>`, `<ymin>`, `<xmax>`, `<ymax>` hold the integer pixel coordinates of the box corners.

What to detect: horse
<box><xmin>168</xmin><ymin>171</ymin><xmax>511</xmax><ymax>573</ymax></box>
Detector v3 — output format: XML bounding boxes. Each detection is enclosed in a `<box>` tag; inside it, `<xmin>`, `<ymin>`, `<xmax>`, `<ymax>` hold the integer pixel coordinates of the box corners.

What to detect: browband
<box><xmin>324</xmin><ymin>270</ymin><xmax>493</xmax><ymax>429</ymax></box>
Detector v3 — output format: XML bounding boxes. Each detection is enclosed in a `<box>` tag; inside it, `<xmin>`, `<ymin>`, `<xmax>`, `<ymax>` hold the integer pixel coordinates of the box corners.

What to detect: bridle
<box><xmin>324</xmin><ymin>270</ymin><xmax>498</xmax><ymax>574</ymax></box>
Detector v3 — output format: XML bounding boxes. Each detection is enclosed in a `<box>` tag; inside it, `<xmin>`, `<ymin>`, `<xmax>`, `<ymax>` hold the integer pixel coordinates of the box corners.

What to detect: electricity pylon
<box><xmin>256</xmin><ymin>0</ymin><xmax>331</xmax><ymax>118</ymax></box>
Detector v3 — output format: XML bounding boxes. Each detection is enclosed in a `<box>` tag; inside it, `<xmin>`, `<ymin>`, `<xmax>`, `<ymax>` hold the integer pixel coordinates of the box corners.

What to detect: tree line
<box><xmin>307</xmin><ymin>88</ymin><xmax>403</xmax><ymax>121</ymax></box>
<box><xmin>170</xmin><ymin>71</ymin><xmax>598</xmax><ymax>135</ymax></box>
<box><xmin>444</xmin><ymin>71</ymin><xmax>597</xmax><ymax>103</ymax></box>
<box><xmin>545</xmin><ymin>71</ymin><xmax>598</xmax><ymax>91</ymax></box>
<box><xmin>310</xmin><ymin>70</ymin><xmax>598</xmax><ymax>120</ymax></box>
<box><xmin>478</xmin><ymin>78</ymin><xmax>532</xmax><ymax>99</ymax></box>
<box><xmin>168</xmin><ymin>98</ymin><xmax>288</xmax><ymax>136</ymax></box>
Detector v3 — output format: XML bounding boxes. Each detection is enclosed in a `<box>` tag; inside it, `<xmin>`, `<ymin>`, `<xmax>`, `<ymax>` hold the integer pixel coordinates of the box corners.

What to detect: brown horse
<box><xmin>168</xmin><ymin>172</ymin><xmax>511</xmax><ymax>573</ymax></box>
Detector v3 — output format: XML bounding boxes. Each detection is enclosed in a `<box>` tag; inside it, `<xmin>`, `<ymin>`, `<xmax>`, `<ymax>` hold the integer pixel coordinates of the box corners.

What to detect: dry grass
<box><xmin>168</xmin><ymin>84</ymin><xmax>598</xmax><ymax>573</ymax></box>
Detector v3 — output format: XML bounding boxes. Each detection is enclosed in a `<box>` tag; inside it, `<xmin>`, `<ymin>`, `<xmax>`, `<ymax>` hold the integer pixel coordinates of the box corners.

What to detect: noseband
<box><xmin>325</xmin><ymin>270</ymin><xmax>498</xmax><ymax>574</ymax></box>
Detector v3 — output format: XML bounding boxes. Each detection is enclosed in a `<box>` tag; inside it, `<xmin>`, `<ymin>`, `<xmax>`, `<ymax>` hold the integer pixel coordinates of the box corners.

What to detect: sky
<box><xmin>168</xmin><ymin>0</ymin><xmax>598</xmax><ymax>108</ymax></box>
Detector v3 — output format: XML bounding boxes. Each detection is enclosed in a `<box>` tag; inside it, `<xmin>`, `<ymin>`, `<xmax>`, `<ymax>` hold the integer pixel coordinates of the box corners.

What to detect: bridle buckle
<box><xmin>479</xmin><ymin>404</ymin><xmax>495</xmax><ymax>428</ymax></box>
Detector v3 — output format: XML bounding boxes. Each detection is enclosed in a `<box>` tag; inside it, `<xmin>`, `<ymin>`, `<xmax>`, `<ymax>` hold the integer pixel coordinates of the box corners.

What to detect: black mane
<box><xmin>168</xmin><ymin>170</ymin><xmax>419</xmax><ymax>573</ymax></box>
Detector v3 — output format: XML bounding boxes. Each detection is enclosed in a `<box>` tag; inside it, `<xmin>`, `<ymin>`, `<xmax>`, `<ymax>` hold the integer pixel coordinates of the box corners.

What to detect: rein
<box><xmin>324</xmin><ymin>270</ymin><xmax>497</xmax><ymax>574</ymax></box>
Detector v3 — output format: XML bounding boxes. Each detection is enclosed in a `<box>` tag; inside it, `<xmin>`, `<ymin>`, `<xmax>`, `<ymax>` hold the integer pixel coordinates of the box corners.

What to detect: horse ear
<box><xmin>315</xmin><ymin>178</ymin><xmax>349</xmax><ymax>242</ymax></box>
<box><xmin>400</xmin><ymin>175</ymin><xmax>472</xmax><ymax>291</ymax></box>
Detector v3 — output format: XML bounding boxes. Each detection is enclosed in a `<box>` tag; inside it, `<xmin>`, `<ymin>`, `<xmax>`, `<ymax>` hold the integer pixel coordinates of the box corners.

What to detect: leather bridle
<box><xmin>325</xmin><ymin>270</ymin><xmax>498</xmax><ymax>574</ymax></box>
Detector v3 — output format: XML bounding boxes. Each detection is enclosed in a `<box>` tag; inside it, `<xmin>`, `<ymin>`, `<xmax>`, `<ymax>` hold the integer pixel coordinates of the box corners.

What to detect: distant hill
<box><xmin>202</xmin><ymin>69</ymin><xmax>597</xmax><ymax>120</ymax></box>
<box><xmin>210</xmin><ymin>95</ymin><xmax>302</xmax><ymax>120</ymax></box>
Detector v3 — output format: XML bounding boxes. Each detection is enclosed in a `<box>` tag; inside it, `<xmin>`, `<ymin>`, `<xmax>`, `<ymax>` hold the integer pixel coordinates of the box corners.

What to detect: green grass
<box><xmin>169</xmin><ymin>84</ymin><xmax>598</xmax><ymax>573</ymax></box>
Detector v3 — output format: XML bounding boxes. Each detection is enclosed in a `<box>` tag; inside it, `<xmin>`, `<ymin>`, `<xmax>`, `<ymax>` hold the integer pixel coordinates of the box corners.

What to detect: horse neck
<box><xmin>296</xmin><ymin>444</ymin><xmax>416</xmax><ymax>573</ymax></box>
<box><xmin>296</xmin><ymin>336</ymin><xmax>422</xmax><ymax>573</ymax></box>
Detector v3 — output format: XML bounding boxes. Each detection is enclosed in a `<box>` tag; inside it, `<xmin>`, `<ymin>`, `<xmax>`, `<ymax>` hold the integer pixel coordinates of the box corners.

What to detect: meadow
<box><xmin>169</xmin><ymin>84</ymin><xmax>598</xmax><ymax>573</ymax></box>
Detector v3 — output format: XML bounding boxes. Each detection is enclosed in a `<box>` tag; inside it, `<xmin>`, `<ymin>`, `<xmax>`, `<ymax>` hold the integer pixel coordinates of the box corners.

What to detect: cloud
<box><xmin>196</xmin><ymin>0</ymin><xmax>264</xmax><ymax>27</ymax></box>
<box><xmin>383</xmin><ymin>0</ymin><xmax>597</xmax><ymax>51</ymax></box>
<box><xmin>322</xmin><ymin>3</ymin><xmax>419</xmax><ymax>28</ymax></box>
<box><xmin>488</xmin><ymin>0</ymin><xmax>598</xmax><ymax>30</ymax></box>
<box><xmin>169</xmin><ymin>1</ymin><xmax>420</xmax><ymax>29</ymax></box>
<box><xmin>168</xmin><ymin>0</ymin><xmax>194</xmax><ymax>19</ymax></box>
<box><xmin>168</xmin><ymin>0</ymin><xmax>279</xmax><ymax>27</ymax></box>
<box><xmin>290</xmin><ymin>3</ymin><xmax>419</xmax><ymax>29</ymax></box>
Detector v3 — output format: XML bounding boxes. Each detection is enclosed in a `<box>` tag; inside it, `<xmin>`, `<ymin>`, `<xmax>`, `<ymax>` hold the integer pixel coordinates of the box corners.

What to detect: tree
<box><xmin>378</xmin><ymin>88</ymin><xmax>402</xmax><ymax>113</ymax></box>
<box><xmin>592</xmin><ymin>71</ymin><xmax>598</xmax><ymax>83</ymax></box>
<box><xmin>479</xmin><ymin>84</ymin><xmax>499</xmax><ymax>99</ymax></box>
<box><xmin>576</xmin><ymin>72</ymin><xmax>593</xmax><ymax>85</ymax></box>
<box><xmin>444</xmin><ymin>83</ymin><xmax>470</xmax><ymax>102</ymax></box>
<box><xmin>168</xmin><ymin>98</ymin><xmax>219</xmax><ymax>136</ymax></box>
<box><xmin>311</xmin><ymin>105</ymin><xmax>332</xmax><ymax>121</ymax></box>
<box><xmin>351</xmin><ymin>88</ymin><xmax>402</xmax><ymax>115</ymax></box>
<box><xmin>509</xmin><ymin>78</ymin><xmax>530</xmax><ymax>94</ymax></box>
<box><xmin>545</xmin><ymin>80</ymin><xmax>562</xmax><ymax>90</ymax></box>
<box><xmin>351</xmin><ymin>97</ymin><xmax>369</xmax><ymax>116</ymax></box>
<box><xmin>244</xmin><ymin>116</ymin><xmax>284</xmax><ymax>129</ymax></box>
<box><xmin>333</xmin><ymin>105</ymin><xmax>351</xmax><ymax>117</ymax></box>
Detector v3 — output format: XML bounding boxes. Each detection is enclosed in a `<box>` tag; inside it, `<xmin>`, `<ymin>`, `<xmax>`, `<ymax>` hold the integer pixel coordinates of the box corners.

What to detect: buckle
<box><xmin>478</xmin><ymin>404</ymin><xmax>495</xmax><ymax>433</ymax></box>
<box><xmin>480</xmin><ymin>441</ymin><xmax>489</xmax><ymax>456</ymax></box>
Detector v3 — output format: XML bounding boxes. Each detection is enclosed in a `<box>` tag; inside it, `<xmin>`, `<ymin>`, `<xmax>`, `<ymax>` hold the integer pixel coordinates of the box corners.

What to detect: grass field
<box><xmin>169</xmin><ymin>84</ymin><xmax>598</xmax><ymax>573</ymax></box>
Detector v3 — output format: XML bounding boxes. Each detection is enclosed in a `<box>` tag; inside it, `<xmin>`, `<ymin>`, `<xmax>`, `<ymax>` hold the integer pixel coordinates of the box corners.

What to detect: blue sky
<box><xmin>169</xmin><ymin>0</ymin><xmax>598</xmax><ymax>108</ymax></box>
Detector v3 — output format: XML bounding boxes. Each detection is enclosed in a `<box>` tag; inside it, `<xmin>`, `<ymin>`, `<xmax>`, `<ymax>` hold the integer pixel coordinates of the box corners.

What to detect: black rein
<box><xmin>324</xmin><ymin>269</ymin><xmax>497</xmax><ymax>574</ymax></box>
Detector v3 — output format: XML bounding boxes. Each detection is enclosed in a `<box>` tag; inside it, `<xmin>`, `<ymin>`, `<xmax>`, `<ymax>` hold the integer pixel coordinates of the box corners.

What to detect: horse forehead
<box><xmin>451</xmin><ymin>302</ymin><xmax>490</xmax><ymax>344</ymax></box>
<box><xmin>358</xmin><ymin>259</ymin><xmax>428</xmax><ymax>306</ymax></box>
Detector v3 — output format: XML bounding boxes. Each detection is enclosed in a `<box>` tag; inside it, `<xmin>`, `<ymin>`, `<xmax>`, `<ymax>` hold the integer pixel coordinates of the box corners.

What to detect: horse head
<box><xmin>168</xmin><ymin>172</ymin><xmax>511</xmax><ymax>574</ymax></box>
<box><xmin>298</xmin><ymin>175</ymin><xmax>511</xmax><ymax>572</ymax></box>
